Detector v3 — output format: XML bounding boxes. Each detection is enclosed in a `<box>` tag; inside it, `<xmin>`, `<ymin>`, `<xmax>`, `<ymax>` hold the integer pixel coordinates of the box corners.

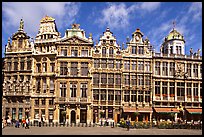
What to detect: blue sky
<box><xmin>2</xmin><ymin>2</ymin><xmax>202</xmax><ymax>57</ymax></box>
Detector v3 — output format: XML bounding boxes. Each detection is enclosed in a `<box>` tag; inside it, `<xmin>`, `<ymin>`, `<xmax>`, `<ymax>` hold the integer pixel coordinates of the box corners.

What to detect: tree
<box><xmin>133</xmin><ymin>112</ymin><xmax>140</xmax><ymax>122</ymax></box>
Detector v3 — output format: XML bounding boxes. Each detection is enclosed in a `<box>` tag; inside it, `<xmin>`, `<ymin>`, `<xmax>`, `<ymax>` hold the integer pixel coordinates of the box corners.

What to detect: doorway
<box><xmin>71</xmin><ymin>110</ymin><xmax>76</xmax><ymax>123</ymax></box>
<box><xmin>80</xmin><ymin>110</ymin><xmax>87</xmax><ymax>123</ymax></box>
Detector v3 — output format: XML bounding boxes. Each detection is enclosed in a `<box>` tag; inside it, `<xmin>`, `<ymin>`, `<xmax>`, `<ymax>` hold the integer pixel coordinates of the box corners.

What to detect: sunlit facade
<box><xmin>2</xmin><ymin>16</ymin><xmax>202</xmax><ymax>125</ymax></box>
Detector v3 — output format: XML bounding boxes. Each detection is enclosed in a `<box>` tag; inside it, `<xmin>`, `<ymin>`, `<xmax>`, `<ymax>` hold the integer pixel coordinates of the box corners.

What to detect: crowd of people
<box><xmin>2</xmin><ymin>116</ymin><xmax>30</xmax><ymax>129</ymax></box>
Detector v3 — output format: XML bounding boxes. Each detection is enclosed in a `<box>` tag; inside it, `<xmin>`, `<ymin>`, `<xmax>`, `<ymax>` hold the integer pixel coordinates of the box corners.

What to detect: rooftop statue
<box><xmin>19</xmin><ymin>19</ymin><xmax>24</xmax><ymax>31</ymax></box>
<box><xmin>72</xmin><ymin>23</ymin><xmax>80</xmax><ymax>29</ymax></box>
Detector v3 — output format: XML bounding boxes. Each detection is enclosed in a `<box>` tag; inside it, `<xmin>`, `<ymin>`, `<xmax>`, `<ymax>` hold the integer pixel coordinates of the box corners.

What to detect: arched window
<box><xmin>102</xmin><ymin>47</ymin><xmax>106</xmax><ymax>56</ymax></box>
<box><xmin>109</xmin><ymin>47</ymin><xmax>114</xmax><ymax>55</ymax></box>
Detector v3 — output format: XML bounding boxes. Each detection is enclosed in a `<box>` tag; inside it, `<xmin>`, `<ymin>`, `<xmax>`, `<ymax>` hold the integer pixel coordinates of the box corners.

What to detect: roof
<box><xmin>40</xmin><ymin>15</ymin><xmax>55</xmax><ymax>23</ymax></box>
<box><xmin>185</xmin><ymin>108</ymin><xmax>202</xmax><ymax>114</ymax></box>
<box><xmin>154</xmin><ymin>107</ymin><xmax>179</xmax><ymax>113</ymax></box>
<box><xmin>165</xmin><ymin>29</ymin><xmax>185</xmax><ymax>42</ymax></box>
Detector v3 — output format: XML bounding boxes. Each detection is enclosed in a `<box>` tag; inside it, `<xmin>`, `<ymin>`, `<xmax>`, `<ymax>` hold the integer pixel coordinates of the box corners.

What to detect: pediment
<box><xmin>12</xmin><ymin>31</ymin><xmax>30</xmax><ymax>40</ymax></box>
<box><xmin>59</xmin><ymin>35</ymin><xmax>92</xmax><ymax>44</ymax></box>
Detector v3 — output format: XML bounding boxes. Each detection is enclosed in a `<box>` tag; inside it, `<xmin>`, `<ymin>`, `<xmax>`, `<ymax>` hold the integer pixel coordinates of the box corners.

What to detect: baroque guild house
<box><xmin>2</xmin><ymin>16</ymin><xmax>202</xmax><ymax>125</ymax></box>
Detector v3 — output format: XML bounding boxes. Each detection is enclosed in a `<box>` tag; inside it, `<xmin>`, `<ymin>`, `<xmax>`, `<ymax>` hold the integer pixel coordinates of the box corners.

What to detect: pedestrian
<box><xmin>2</xmin><ymin>119</ymin><xmax>4</xmax><ymax>129</ymax></box>
<box><xmin>126</xmin><ymin>118</ymin><xmax>130</xmax><ymax>131</ymax></box>
<box><xmin>38</xmin><ymin>117</ymin><xmax>41</xmax><ymax>127</ymax></box>
<box><xmin>22</xmin><ymin>118</ymin><xmax>26</xmax><ymax>128</ymax></box>
<box><xmin>25</xmin><ymin>118</ymin><xmax>29</xmax><ymax>129</ymax></box>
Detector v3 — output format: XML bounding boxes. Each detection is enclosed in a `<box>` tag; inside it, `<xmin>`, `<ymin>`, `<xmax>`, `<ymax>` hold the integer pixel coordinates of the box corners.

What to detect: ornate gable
<box><xmin>59</xmin><ymin>35</ymin><xmax>93</xmax><ymax>45</ymax></box>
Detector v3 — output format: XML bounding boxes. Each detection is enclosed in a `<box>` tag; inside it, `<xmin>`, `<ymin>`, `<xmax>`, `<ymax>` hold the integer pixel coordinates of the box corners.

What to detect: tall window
<box><xmin>50</xmin><ymin>63</ymin><xmax>55</xmax><ymax>72</ymax></box>
<box><xmin>155</xmin><ymin>81</ymin><xmax>160</xmax><ymax>95</ymax></box>
<box><xmin>138</xmin><ymin>75</ymin><xmax>143</xmax><ymax>86</ymax></box>
<box><xmin>145</xmin><ymin>76</ymin><xmax>150</xmax><ymax>86</ymax></box>
<box><xmin>50</xmin><ymin>78</ymin><xmax>54</xmax><ymax>93</ymax></box>
<box><xmin>187</xmin><ymin>63</ymin><xmax>191</xmax><ymax>77</ymax></box>
<box><xmin>138</xmin><ymin>90</ymin><xmax>143</xmax><ymax>102</ymax></box>
<box><xmin>177</xmin><ymin>82</ymin><xmax>185</xmax><ymax>96</ymax></box>
<box><xmin>193</xmin><ymin>64</ymin><xmax>198</xmax><ymax>77</ymax></box>
<box><xmin>131</xmin><ymin>90</ymin><xmax>136</xmax><ymax>102</ymax></box>
<box><xmin>108</xmin><ymin>90</ymin><xmax>114</xmax><ymax>101</ymax></box>
<box><xmin>41</xmin><ymin>98</ymin><xmax>46</xmax><ymax>105</ymax></box>
<box><xmin>138</xmin><ymin>46</ymin><xmax>144</xmax><ymax>54</ymax></box>
<box><xmin>116</xmin><ymin>60</ymin><xmax>121</xmax><ymax>69</ymax></box>
<box><xmin>60</xmin><ymin>82</ymin><xmax>67</xmax><ymax>97</ymax></box>
<box><xmin>61</xmin><ymin>48</ymin><xmax>67</xmax><ymax>56</ymax></box>
<box><xmin>170</xmin><ymin>46</ymin><xmax>173</xmax><ymax>54</ymax></box>
<box><xmin>70</xmin><ymin>84</ymin><xmax>77</xmax><ymax>97</ymax></box>
<box><xmin>71</xmin><ymin>49</ymin><xmax>78</xmax><ymax>57</ymax></box>
<box><xmin>81</xmin><ymin>62</ymin><xmax>88</xmax><ymax>76</ymax></box>
<box><xmin>124</xmin><ymin>91</ymin><xmax>130</xmax><ymax>102</ymax></box>
<box><xmin>170</xmin><ymin>62</ymin><xmax>175</xmax><ymax>76</ymax></box>
<box><xmin>93</xmin><ymin>73</ymin><xmax>99</xmax><ymax>85</ymax></box>
<box><xmin>81</xmin><ymin>84</ymin><xmax>87</xmax><ymax>98</ymax></box>
<box><xmin>155</xmin><ymin>62</ymin><xmax>160</xmax><ymax>75</ymax></box>
<box><xmin>162</xmin><ymin>62</ymin><xmax>168</xmax><ymax>76</ymax></box>
<box><xmin>115</xmin><ymin>91</ymin><xmax>121</xmax><ymax>101</ymax></box>
<box><xmin>169</xmin><ymin>82</ymin><xmax>174</xmax><ymax>96</ymax></box>
<box><xmin>71</xmin><ymin>62</ymin><xmax>78</xmax><ymax>76</ymax></box>
<box><xmin>12</xmin><ymin>108</ymin><xmax>16</xmax><ymax>121</ymax></box>
<box><xmin>101</xmin><ymin>73</ymin><xmax>107</xmax><ymax>84</ymax></box>
<box><xmin>162</xmin><ymin>82</ymin><xmax>168</xmax><ymax>95</ymax></box>
<box><xmin>109</xmin><ymin>47</ymin><xmax>114</xmax><ymax>55</ymax></box>
<box><xmin>18</xmin><ymin>108</ymin><xmax>23</xmax><ymax>120</ymax></box>
<box><xmin>115</xmin><ymin>74</ymin><xmax>121</xmax><ymax>85</ymax></box>
<box><xmin>101</xmin><ymin>90</ymin><xmax>106</xmax><ymax>101</ymax></box>
<box><xmin>94</xmin><ymin>59</ymin><xmax>100</xmax><ymax>68</ymax></box>
<box><xmin>138</xmin><ymin>61</ymin><xmax>144</xmax><ymax>71</ymax></box>
<box><xmin>132</xmin><ymin>75</ymin><xmax>136</xmax><ymax>85</ymax></box>
<box><xmin>20</xmin><ymin>58</ymin><xmax>24</xmax><ymax>70</ymax></box>
<box><xmin>93</xmin><ymin>90</ymin><xmax>99</xmax><ymax>100</ymax></box>
<box><xmin>81</xmin><ymin>50</ymin><xmax>88</xmax><ymax>57</ymax></box>
<box><xmin>102</xmin><ymin>47</ymin><xmax>106</xmax><ymax>56</ymax></box>
<box><xmin>36</xmin><ymin>78</ymin><xmax>41</xmax><ymax>93</ymax></box>
<box><xmin>27</xmin><ymin>58</ymin><xmax>31</xmax><ymax>70</ymax></box>
<box><xmin>124</xmin><ymin>75</ymin><xmax>130</xmax><ymax>85</ymax></box>
<box><xmin>36</xmin><ymin>64</ymin><xmax>41</xmax><ymax>73</ymax></box>
<box><xmin>42</xmin><ymin>62</ymin><xmax>47</xmax><ymax>72</ymax></box>
<box><xmin>108</xmin><ymin>74</ymin><xmax>114</xmax><ymax>85</ymax></box>
<box><xmin>187</xmin><ymin>83</ymin><xmax>192</xmax><ymax>97</ymax></box>
<box><xmin>145</xmin><ymin>91</ymin><xmax>150</xmax><ymax>103</ymax></box>
<box><xmin>132</xmin><ymin>46</ymin><xmax>136</xmax><ymax>54</ymax></box>
<box><xmin>108</xmin><ymin>60</ymin><xmax>114</xmax><ymax>68</ymax></box>
<box><xmin>145</xmin><ymin>61</ymin><xmax>150</xmax><ymax>72</ymax></box>
<box><xmin>7</xmin><ymin>61</ymin><xmax>11</xmax><ymax>71</ymax></box>
<box><xmin>193</xmin><ymin>83</ymin><xmax>198</xmax><ymax>98</ymax></box>
<box><xmin>132</xmin><ymin>61</ymin><xmax>136</xmax><ymax>70</ymax></box>
<box><xmin>43</xmin><ymin>78</ymin><xmax>46</xmax><ymax>93</ymax></box>
<box><xmin>60</xmin><ymin>62</ymin><xmax>68</xmax><ymax>76</ymax></box>
<box><xmin>101</xmin><ymin>59</ymin><xmax>107</xmax><ymax>68</ymax></box>
<box><xmin>124</xmin><ymin>61</ymin><xmax>130</xmax><ymax>70</ymax></box>
<box><xmin>14</xmin><ymin>58</ymin><xmax>18</xmax><ymax>71</ymax></box>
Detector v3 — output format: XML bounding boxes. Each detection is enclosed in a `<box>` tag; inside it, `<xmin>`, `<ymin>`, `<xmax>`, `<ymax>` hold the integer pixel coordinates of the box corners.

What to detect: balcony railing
<box><xmin>108</xmin><ymin>101</ymin><xmax>113</xmax><ymax>105</ymax></box>
<box><xmin>80</xmin><ymin>98</ymin><xmax>87</xmax><ymax>102</ymax></box>
<box><xmin>69</xmin><ymin>97</ymin><xmax>77</xmax><ymax>102</ymax></box>
<box><xmin>115</xmin><ymin>101</ymin><xmax>121</xmax><ymax>105</ymax></box>
<box><xmin>177</xmin><ymin>96</ymin><xmax>184</xmax><ymax>101</ymax></box>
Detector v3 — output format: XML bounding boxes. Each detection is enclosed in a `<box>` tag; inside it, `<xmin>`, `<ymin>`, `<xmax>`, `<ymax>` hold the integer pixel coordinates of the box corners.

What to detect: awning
<box><xmin>123</xmin><ymin>107</ymin><xmax>152</xmax><ymax>113</ymax></box>
<box><xmin>154</xmin><ymin>108</ymin><xmax>179</xmax><ymax>113</ymax></box>
<box><xmin>185</xmin><ymin>108</ymin><xmax>202</xmax><ymax>114</ymax></box>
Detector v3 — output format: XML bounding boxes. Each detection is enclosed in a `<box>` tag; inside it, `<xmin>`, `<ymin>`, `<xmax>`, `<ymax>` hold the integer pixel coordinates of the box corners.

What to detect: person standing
<box><xmin>126</xmin><ymin>118</ymin><xmax>130</xmax><ymax>131</ymax></box>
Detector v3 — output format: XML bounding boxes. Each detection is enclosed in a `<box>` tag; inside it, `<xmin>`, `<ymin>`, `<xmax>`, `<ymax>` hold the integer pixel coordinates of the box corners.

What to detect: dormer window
<box><xmin>103</xmin><ymin>40</ymin><xmax>106</xmax><ymax>44</ymax></box>
<box><xmin>138</xmin><ymin>46</ymin><xmax>144</xmax><ymax>54</ymax></box>
<box><xmin>102</xmin><ymin>47</ymin><xmax>106</xmax><ymax>56</ymax></box>
<box><xmin>110</xmin><ymin>40</ymin><xmax>113</xmax><ymax>45</ymax></box>
<box><xmin>109</xmin><ymin>47</ymin><xmax>114</xmax><ymax>55</ymax></box>
<box><xmin>61</xmin><ymin>48</ymin><xmax>67</xmax><ymax>56</ymax></box>
<box><xmin>71</xmin><ymin>49</ymin><xmax>78</xmax><ymax>57</ymax></box>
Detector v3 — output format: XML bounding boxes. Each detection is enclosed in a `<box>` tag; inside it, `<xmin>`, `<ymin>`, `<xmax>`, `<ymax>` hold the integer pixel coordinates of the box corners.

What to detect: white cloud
<box><xmin>96</xmin><ymin>2</ymin><xmax>161</xmax><ymax>29</ymax></box>
<box><xmin>188</xmin><ymin>2</ymin><xmax>202</xmax><ymax>21</ymax></box>
<box><xmin>137</xmin><ymin>2</ymin><xmax>161</xmax><ymax>12</ymax></box>
<box><xmin>2</xmin><ymin>2</ymin><xmax>80</xmax><ymax>38</ymax></box>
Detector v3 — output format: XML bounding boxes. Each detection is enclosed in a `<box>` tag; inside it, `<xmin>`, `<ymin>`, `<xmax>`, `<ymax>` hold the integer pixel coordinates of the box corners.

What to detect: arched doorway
<box><xmin>71</xmin><ymin>110</ymin><xmax>76</xmax><ymax>123</ymax></box>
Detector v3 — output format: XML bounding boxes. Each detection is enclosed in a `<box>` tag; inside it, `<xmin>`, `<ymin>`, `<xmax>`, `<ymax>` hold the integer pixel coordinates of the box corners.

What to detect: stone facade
<box><xmin>2</xmin><ymin>16</ymin><xmax>202</xmax><ymax>124</ymax></box>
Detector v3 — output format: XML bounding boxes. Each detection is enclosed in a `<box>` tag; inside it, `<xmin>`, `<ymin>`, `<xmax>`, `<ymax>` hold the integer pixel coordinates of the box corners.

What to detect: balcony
<box><xmin>108</xmin><ymin>101</ymin><xmax>113</xmax><ymax>105</ymax></box>
<box><xmin>93</xmin><ymin>100</ymin><xmax>99</xmax><ymax>105</ymax></box>
<box><xmin>80</xmin><ymin>98</ymin><xmax>87</xmax><ymax>102</ymax></box>
<box><xmin>69</xmin><ymin>97</ymin><xmax>77</xmax><ymax>102</ymax></box>
<box><xmin>100</xmin><ymin>101</ymin><xmax>106</xmax><ymax>105</ymax></box>
<box><xmin>4</xmin><ymin>92</ymin><xmax>24</xmax><ymax>96</ymax></box>
<box><xmin>115</xmin><ymin>101</ymin><xmax>121</xmax><ymax>105</ymax></box>
<box><xmin>177</xmin><ymin>96</ymin><xmax>184</xmax><ymax>101</ymax></box>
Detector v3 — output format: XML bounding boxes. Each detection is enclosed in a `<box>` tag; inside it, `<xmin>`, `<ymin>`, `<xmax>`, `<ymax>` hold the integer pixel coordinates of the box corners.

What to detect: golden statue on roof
<box><xmin>72</xmin><ymin>23</ymin><xmax>80</xmax><ymax>29</ymax></box>
<box><xmin>40</xmin><ymin>15</ymin><xmax>55</xmax><ymax>22</ymax></box>
<box><xmin>19</xmin><ymin>18</ymin><xmax>24</xmax><ymax>31</ymax></box>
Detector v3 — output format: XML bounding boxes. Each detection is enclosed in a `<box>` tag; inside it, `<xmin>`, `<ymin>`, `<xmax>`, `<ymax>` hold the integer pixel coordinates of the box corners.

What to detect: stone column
<box><xmin>45</xmin><ymin>99</ymin><xmax>49</xmax><ymax>123</ymax></box>
<box><xmin>76</xmin><ymin>105</ymin><xmax>80</xmax><ymax>124</ymax></box>
<box><xmin>66</xmin><ymin>106</ymin><xmax>70</xmax><ymax>124</ymax></box>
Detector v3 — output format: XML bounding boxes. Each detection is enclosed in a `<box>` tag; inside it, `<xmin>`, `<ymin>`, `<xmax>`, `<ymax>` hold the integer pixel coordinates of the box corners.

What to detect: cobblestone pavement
<box><xmin>2</xmin><ymin>126</ymin><xmax>202</xmax><ymax>135</ymax></box>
